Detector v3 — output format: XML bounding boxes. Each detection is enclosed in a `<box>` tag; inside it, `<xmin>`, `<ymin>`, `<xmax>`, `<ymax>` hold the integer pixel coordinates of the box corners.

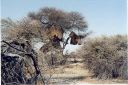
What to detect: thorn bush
<box><xmin>79</xmin><ymin>35</ymin><xmax>128</xmax><ymax>79</ymax></box>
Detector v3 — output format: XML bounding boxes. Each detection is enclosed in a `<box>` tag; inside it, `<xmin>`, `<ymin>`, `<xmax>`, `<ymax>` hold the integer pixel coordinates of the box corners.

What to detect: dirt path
<box><xmin>38</xmin><ymin>57</ymin><xmax>128</xmax><ymax>85</ymax></box>
<box><xmin>47</xmin><ymin>63</ymin><xmax>87</xmax><ymax>85</ymax></box>
<box><xmin>51</xmin><ymin>61</ymin><xmax>128</xmax><ymax>85</ymax></box>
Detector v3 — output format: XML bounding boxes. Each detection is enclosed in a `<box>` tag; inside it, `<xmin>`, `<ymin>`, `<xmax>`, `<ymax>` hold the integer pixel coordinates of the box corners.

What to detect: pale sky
<box><xmin>1</xmin><ymin>0</ymin><xmax>127</xmax><ymax>36</ymax></box>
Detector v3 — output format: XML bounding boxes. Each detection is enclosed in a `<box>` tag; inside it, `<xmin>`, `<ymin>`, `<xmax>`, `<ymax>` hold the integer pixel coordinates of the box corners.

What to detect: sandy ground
<box><xmin>37</xmin><ymin>57</ymin><xmax>128</xmax><ymax>85</ymax></box>
<box><xmin>49</xmin><ymin>62</ymin><xmax>128</xmax><ymax>85</ymax></box>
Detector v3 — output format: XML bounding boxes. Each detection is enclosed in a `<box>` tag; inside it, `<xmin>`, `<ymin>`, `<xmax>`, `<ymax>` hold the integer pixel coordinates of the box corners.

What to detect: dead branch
<box><xmin>1</xmin><ymin>40</ymin><xmax>45</xmax><ymax>85</ymax></box>
<box><xmin>2</xmin><ymin>40</ymin><xmax>25</xmax><ymax>52</ymax></box>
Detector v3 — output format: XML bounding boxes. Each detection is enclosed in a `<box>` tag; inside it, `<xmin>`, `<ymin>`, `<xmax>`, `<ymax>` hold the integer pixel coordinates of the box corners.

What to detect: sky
<box><xmin>1</xmin><ymin>0</ymin><xmax>127</xmax><ymax>36</ymax></box>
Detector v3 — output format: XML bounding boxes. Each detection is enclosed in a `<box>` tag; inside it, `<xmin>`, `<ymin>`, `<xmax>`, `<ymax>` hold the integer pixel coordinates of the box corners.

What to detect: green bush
<box><xmin>80</xmin><ymin>35</ymin><xmax>128</xmax><ymax>79</ymax></box>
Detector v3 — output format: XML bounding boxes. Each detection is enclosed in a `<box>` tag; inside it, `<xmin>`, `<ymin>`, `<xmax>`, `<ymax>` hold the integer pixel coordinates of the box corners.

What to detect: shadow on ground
<box><xmin>51</xmin><ymin>76</ymin><xmax>86</xmax><ymax>85</ymax></box>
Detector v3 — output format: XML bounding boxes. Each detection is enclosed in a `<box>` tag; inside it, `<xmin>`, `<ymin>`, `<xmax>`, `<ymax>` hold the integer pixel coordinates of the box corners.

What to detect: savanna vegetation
<box><xmin>1</xmin><ymin>7</ymin><xmax>128</xmax><ymax>85</ymax></box>
<box><xmin>77</xmin><ymin>35</ymin><xmax>128</xmax><ymax>80</ymax></box>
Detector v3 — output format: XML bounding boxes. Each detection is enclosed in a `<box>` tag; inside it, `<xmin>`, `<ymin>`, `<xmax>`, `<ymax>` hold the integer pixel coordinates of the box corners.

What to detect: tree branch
<box><xmin>2</xmin><ymin>40</ymin><xmax>25</xmax><ymax>52</ymax></box>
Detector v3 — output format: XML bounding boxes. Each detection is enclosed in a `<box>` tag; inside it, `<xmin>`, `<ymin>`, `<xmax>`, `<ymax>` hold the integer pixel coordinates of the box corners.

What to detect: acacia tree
<box><xmin>1</xmin><ymin>7</ymin><xmax>91</xmax><ymax>85</ymax></box>
<box><xmin>28</xmin><ymin>7</ymin><xmax>89</xmax><ymax>36</ymax></box>
<box><xmin>2</xmin><ymin>7</ymin><xmax>89</xmax><ymax>43</ymax></box>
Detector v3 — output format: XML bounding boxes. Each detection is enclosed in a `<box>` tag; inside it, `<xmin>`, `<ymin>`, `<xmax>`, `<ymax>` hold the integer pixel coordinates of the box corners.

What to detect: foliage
<box><xmin>1</xmin><ymin>7</ymin><xmax>90</xmax><ymax>45</ymax></box>
<box><xmin>78</xmin><ymin>35</ymin><xmax>128</xmax><ymax>79</ymax></box>
<box><xmin>1</xmin><ymin>18</ymin><xmax>45</xmax><ymax>41</ymax></box>
<box><xmin>39</xmin><ymin>42</ymin><xmax>67</xmax><ymax>66</ymax></box>
<box><xmin>1</xmin><ymin>7</ymin><xmax>90</xmax><ymax>85</ymax></box>
<box><xmin>28</xmin><ymin>7</ymin><xmax>88</xmax><ymax>31</ymax></box>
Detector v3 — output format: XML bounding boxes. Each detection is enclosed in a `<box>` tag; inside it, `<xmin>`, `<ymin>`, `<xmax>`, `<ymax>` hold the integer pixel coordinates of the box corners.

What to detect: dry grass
<box><xmin>78</xmin><ymin>35</ymin><xmax>128</xmax><ymax>79</ymax></box>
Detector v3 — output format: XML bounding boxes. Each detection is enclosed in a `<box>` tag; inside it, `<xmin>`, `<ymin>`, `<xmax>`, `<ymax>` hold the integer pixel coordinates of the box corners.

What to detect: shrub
<box><xmin>39</xmin><ymin>42</ymin><xmax>66</xmax><ymax>67</ymax></box>
<box><xmin>79</xmin><ymin>35</ymin><xmax>128</xmax><ymax>79</ymax></box>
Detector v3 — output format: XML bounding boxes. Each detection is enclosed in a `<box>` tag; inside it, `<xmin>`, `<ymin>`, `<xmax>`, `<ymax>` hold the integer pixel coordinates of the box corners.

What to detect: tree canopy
<box><xmin>1</xmin><ymin>7</ymin><xmax>90</xmax><ymax>43</ymax></box>
<box><xmin>28</xmin><ymin>7</ymin><xmax>88</xmax><ymax>31</ymax></box>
